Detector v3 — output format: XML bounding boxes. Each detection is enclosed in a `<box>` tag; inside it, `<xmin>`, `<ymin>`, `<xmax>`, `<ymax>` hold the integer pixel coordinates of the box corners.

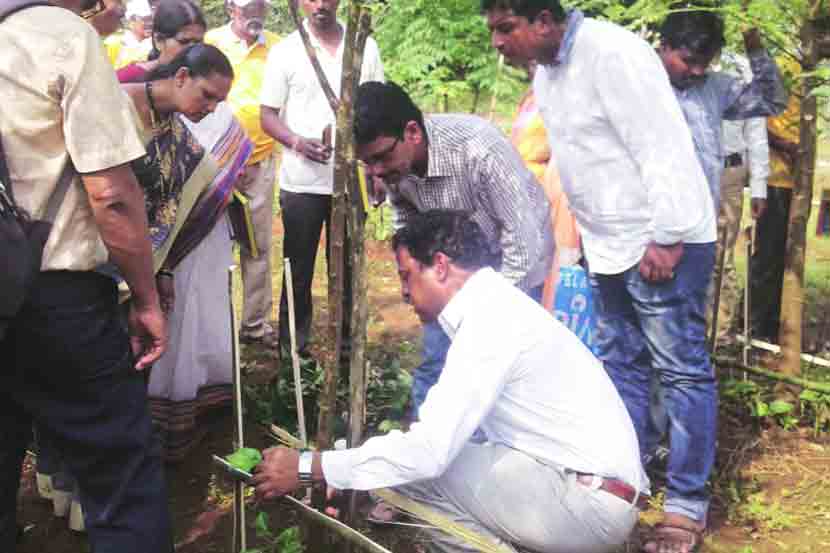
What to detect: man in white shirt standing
<box><xmin>482</xmin><ymin>2</ymin><xmax>717</xmax><ymax>551</ymax></box>
<box><xmin>260</xmin><ymin>0</ymin><xmax>383</xmax><ymax>358</ymax></box>
<box><xmin>713</xmin><ymin>52</ymin><xmax>770</xmax><ymax>345</ymax></box>
<box><xmin>253</xmin><ymin>210</ymin><xmax>647</xmax><ymax>553</ymax></box>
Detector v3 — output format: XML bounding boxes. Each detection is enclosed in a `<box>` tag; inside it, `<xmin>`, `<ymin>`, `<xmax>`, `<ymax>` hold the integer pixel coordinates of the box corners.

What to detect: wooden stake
<box><xmin>228</xmin><ymin>265</ymin><xmax>246</xmax><ymax>552</ymax></box>
<box><xmin>284</xmin><ymin>258</ymin><xmax>308</xmax><ymax>447</ymax></box>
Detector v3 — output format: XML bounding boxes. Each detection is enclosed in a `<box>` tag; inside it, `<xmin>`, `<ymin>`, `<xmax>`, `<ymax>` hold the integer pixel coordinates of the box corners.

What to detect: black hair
<box><xmin>479</xmin><ymin>0</ymin><xmax>566</xmax><ymax>23</ymax></box>
<box><xmin>354</xmin><ymin>81</ymin><xmax>425</xmax><ymax>146</ymax></box>
<box><xmin>391</xmin><ymin>210</ymin><xmax>492</xmax><ymax>272</ymax></box>
<box><xmin>148</xmin><ymin>0</ymin><xmax>206</xmax><ymax>61</ymax></box>
<box><xmin>146</xmin><ymin>43</ymin><xmax>234</xmax><ymax>81</ymax></box>
<box><xmin>659</xmin><ymin>9</ymin><xmax>725</xmax><ymax>59</ymax></box>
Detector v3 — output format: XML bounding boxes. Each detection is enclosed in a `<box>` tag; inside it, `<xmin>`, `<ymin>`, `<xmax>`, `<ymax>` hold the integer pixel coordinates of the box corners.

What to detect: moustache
<box><xmin>245</xmin><ymin>18</ymin><xmax>264</xmax><ymax>35</ymax></box>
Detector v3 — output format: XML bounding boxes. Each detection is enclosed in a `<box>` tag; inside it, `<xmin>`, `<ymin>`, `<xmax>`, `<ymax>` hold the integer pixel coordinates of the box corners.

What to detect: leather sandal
<box><xmin>642</xmin><ymin>514</ymin><xmax>704</xmax><ymax>553</ymax></box>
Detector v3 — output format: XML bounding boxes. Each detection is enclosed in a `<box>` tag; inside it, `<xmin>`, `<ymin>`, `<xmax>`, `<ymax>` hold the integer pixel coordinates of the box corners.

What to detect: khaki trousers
<box><xmin>396</xmin><ymin>443</ymin><xmax>639</xmax><ymax>553</ymax></box>
<box><xmin>707</xmin><ymin>164</ymin><xmax>747</xmax><ymax>344</ymax></box>
<box><xmin>236</xmin><ymin>155</ymin><xmax>277</xmax><ymax>334</ymax></box>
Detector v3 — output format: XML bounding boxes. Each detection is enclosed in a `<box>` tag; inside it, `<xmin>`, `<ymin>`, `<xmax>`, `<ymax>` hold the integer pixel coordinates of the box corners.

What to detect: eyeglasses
<box><xmin>80</xmin><ymin>0</ymin><xmax>106</xmax><ymax>19</ymax></box>
<box><xmin>359</xmin><ymin>136</ymin><xmax>401</xmax><ymax>169</ymax></box>
<box><xmin>173</xmin><ymin>35</ymin><xmax>203</xmax><ymax>46</ymax></box>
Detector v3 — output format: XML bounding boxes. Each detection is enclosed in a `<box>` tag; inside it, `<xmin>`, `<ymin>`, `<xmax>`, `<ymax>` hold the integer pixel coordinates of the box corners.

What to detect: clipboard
<box><xmin>227</xmin><ymin>190</ymin><xmax>259</xmax><ymax>259</ymax></box>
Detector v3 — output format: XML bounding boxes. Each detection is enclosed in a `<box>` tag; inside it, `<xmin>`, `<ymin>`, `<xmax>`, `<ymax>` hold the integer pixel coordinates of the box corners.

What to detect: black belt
<box><xmin>575</xmin><ymin>473</ymin><xmax>650</xmax><ymax>510</ymax></box>
<box><xmin>724</xmin><ymin>153</ymin><xmax>743</xmax><ymax>168</ymax></box>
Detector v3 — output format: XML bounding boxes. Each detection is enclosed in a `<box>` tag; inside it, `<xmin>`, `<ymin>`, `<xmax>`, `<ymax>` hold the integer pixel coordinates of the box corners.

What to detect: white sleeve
<box><xmin>359</xmin><ymin>38</ymin><xmax>384</xmax><ymax>84</ymax></box>
<box><xmin>744</xmin><ymin>117</ymin><xmax>770</xmax><ymax>199</ymax></box>
<box><xmin>321</xmin><ymin>316</ymin><xmax>513</xmax><ymax>490</ymax></box>
<box><xmin>594</xmin><ymin>43</ymin><xmax>713</xmax><ymax>245</ymax></box>
<box><xmin>259</xmin><ymin>40</ymin><xmax>291</xmax><ymax>109</ymax></box>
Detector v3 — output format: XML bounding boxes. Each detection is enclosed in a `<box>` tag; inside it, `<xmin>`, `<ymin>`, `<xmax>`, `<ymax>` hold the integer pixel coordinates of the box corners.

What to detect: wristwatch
<box><xmin>298</xmin><ymin>449</ymin><xmax>314</xmax><ymax>486</ymax></box>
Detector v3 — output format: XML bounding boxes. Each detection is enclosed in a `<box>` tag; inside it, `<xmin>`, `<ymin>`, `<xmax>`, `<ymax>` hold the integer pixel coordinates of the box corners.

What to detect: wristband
<box><xmin>298</xmin><ymin>449</ymin><xmax>314</xmax><ymax>486</ymax></box>
<box><xmin>157</xmin><ymin>270</ymin><xmax>174</xmax><ymax>279</ymax></box>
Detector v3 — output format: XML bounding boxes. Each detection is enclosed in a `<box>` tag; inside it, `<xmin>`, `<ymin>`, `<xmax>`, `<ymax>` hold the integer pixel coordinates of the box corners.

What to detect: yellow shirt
<box><xmin>0</xmin><ymin>7</ymin><xmax>146</xmax><ymax>271</ymax></box>
<box><xmin>767</xmin><ymin>58</ymin><xmax>801</xmax><ymax>190</ymax></box>
<box><xmin>105</xmin><ymin>32</ymin><xmax>152</xmax><ymax>69</ymax></box>
<box><xmin>205</xmin><ymin>24</ymin><xmax>280</xmax><ymax>165</ymax></box>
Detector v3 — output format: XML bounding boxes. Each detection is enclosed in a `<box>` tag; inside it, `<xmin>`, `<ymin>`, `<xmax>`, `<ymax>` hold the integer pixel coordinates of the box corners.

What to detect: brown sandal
<box><xmin>642</xmin><ymin>516</ymin><xmax>704</xmax><ymax>553</ymax></box>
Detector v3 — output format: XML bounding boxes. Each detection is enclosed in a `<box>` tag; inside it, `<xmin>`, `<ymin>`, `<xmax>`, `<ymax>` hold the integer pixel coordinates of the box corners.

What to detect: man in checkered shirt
<box><xmin>354</xmin><ymin>81</ymin><xmax>553</xmax><ymax>417</ymax></box>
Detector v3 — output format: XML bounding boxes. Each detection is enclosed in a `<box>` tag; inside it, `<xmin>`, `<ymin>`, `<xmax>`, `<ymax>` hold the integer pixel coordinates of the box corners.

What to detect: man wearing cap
<box><xmin>104</xmin><ymin>0</ymin><xmax>152</xmax><ymax>68</ymax></box>
<box><xmin>260</xmin><ymin>0</ymin><xmax>384</xmax><ymax>358</ymax></box>
<box><xmin>206</xmin><ymin>0</ymin><xmax>281</xmax><ymax>347</ymax></box>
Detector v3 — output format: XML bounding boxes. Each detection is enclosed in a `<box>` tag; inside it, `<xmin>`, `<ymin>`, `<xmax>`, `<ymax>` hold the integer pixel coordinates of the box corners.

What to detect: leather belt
<box><xmin>724</xmin><ymin>152</ymin><xmax>743</xmax><ymax>168</ymax></box>
<box><xmin>576</xmin><ymin>473</ymin><xmax>650</xmax><ymax>510</ymax></box>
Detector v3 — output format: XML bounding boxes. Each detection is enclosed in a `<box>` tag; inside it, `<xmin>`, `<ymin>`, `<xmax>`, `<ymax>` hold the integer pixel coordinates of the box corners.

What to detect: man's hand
<box><xmin>751</xmin><ymin>198</ymin><xmax>767</xmax><ymax>219</ymax></box>
<box><xmin>156</xmin><ymin>274</ymin><xmax>175</xmax><ymax>315</ymax></box>
<box><xmin>252</xmin><ymin>447</ymin><xmax>301</xmax><ymax>501</ymax></box>
<box><xmin>128</xmin><ymin>299</ymin><xmax>168</xmax><ymax>370</ymax></box>
<box><xmin>295</xmin><ymin>137</ymin><xmax>333</xmax><ymax>165</ymax></box>
<box><xmin>639</xmin><ymin>242</ymin><xmax>684</xmax><ymax>283</ymax></box>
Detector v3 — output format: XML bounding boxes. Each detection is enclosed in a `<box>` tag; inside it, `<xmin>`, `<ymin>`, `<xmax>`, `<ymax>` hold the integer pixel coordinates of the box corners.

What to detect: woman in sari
<box><xmin>122</xmin><ymin>43</ymin><xmax>254</xmax><ymax>462</ymax></box>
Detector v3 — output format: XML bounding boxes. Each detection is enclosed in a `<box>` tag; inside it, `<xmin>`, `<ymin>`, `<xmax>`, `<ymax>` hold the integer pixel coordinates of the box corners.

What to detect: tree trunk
<box><xmin>778</xmin><ymin>6</ymin><xmax>821</xmax><ymax>379</ymax></box>
<box><xmin>470</xmin><ymin>85</ymin><xmax>481</xmax><ymax>114</ymax></box>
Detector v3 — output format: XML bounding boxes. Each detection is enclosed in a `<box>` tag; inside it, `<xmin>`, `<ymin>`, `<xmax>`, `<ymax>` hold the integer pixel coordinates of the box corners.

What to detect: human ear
<box><xmin>174</xmin><ymin>66</ymin><xmax>190</xmax><ymax>88</ymax></box>
<box><xmin>405</xmin><ymin>120</ymin><xmax>422</xmax><ymax>144</ymax></box>
<box><xmin>432</xmin><ymin>252</ymin><xmax>451</xmax><ymax>282</ymax></box>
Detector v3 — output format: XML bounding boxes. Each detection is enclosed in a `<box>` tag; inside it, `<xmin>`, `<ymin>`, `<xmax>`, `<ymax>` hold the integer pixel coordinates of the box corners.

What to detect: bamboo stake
<box><xmin>743</xmin><ymin>223</ymin><xmax>755</xmax><ymax>371</ymax></box>
<box><xmin>708</xmin><ymin>228</ymin><xmax>729</xmax><ymax>354</ymax></box>
<box><xmin>282</xmin><ymin>496</ymin><xmax>395</xmax><ymax>553</ymax></box>
<box><xmin>488</xmin><ymin>55</ymin><xmax>505</xmax><ymax>122</ymax></box>
<box><xmin>284</xmin><ymin>258</ymin><xmax>308</xmax><ymax>447</ymax></box>
<box><xmin>228</xmin><ymin>264</ymin><xmax>246</xmax><ymax>552</ymax></box>
<box><xmin>715</xmin><ymin>356</ymin><xmax>830</xmax><ymax>393</ymax></box>
<box><xmin>375</xmin><ymin>489</ymin><xmax>514</xmax><ymax>553</ymax></box>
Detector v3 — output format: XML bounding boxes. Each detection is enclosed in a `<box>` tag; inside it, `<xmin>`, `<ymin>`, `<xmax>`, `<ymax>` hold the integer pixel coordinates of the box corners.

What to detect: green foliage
<box><xmin>799</xmin><ymin>389</ymin><xmax>830</xmax><ymax>435</ymax></box>
<box><xmin>373</xmin><ymin>0</ymin><xmax>525</xmax><ymax>112</ymax></box>
<box><xmin>721</xmin><ymin>379</ymin><xmax>801</xmax><ymax>430</ymax></box>
<box><xmin>243</xmin><ymin>354</ymin><xmax>412</xmax><ymax>439</ymax></box>
<box><xmin>245</xmin><ymin>514</ymin><xmax>304</xmax><ymax>553</ymax></box>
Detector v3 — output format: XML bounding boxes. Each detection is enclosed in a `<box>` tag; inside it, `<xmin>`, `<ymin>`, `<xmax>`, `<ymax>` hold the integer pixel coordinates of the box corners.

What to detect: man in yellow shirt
<box><xmin>750</xmin><ymin>36</ymin><xmax>830</xmax><ymax>339</ymax></box>
<box><xmin>206</xmin><ymin>0</ymin><xmax>281</xmax><ymax>345</ymax></box>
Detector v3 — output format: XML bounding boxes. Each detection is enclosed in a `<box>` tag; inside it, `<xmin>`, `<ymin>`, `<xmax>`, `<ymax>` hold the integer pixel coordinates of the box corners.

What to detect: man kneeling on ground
<box><xmin>253</xmin><ymin>210</ymin><xmax>648</xmax><ymax>553</ymax></box>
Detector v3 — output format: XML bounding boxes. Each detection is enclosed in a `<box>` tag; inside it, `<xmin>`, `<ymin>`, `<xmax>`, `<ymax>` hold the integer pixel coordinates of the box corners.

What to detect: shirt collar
<box><xmin>302</xmin><ymin>19</ymin><xmax>344</xmax><ymax>56</ymax></box>
<box><xmin>423</xmin><ymin>117</ymin><xmax>449</xmax><ymax>179</ymax></box>
<box><xmin>552</xmin><ymin>9</ymin><xmax>584</xmax><ymax>65</ymax></box>
<box><xmin>225</xmin><ymin>23</ymin><xmax>267</xmax><ymax>48</ymax></box>
<box><xmin>437</xmin><ymin>268</ymin><xmax>495</xmax><ymax>339</ymax></box>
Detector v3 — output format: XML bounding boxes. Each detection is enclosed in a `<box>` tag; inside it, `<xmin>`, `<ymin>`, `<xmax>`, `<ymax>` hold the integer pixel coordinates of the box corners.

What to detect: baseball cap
<box><xmin>230</xmin><ymin>0</ymin><xmax>271</xmax><ymax>7</ymax></box>
<box><xmin>125</xmin><ymin>0</ymin><xmax>151</xmax><ymax>18</ymax></box>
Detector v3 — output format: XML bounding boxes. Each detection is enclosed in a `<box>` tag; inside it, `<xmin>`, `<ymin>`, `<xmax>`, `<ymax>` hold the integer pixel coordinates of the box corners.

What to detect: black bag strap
<box><xmin>0</xmin><ymin>0</ymin><xmax>75</xmax><ymax>222</ymax></box>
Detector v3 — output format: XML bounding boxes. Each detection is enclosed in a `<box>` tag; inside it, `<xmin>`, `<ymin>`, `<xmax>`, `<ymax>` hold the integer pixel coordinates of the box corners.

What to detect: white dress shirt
<box><xmin>322</xmin><ymin>268</ymin><xmax>647</xmax><ymax>493</ymax></box>
<box><xmin>721</xmin><ymin>52</ymin><xmax>770</xmax><ymax>200</ymax></box>
<box><xmin>260</xmin><ymin>21</ymin><xmax>384</xmax><ymax>195</ymax></box>
<box><xmin>534</xmin><ymin>12</ymin><xmax>716</xmax><ymax>275</ymax></box>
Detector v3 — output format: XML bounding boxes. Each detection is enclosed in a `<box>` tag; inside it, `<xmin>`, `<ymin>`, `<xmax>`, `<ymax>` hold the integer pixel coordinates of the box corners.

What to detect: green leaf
<box><xmin>225</xmin><ymin>447</ymin><xmax>262</xmax><ymax>473</ymax></box>
<box><xmin>754</xmin><ymin>400</ymin><xmax>770</xmax><ymax>418</ymax></box>
<box><xmin>769</xmin><ymin>400</ymin><xmax>795</xmax><ymax>415</ymax></box>
<box><xmin>255</xmin><ymin>512</ymin><xmax>271</xmax><ymax>539</ymax></box>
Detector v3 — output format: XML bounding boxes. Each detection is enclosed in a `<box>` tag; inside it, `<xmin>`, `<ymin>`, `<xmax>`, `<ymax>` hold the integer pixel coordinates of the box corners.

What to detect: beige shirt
<box><xmin>260</xmin><ymin>21</ymin><xmax>384</xmax><ymax>195</ymax></box>
<box><xmin>0</xmin><ymin>6</ymin><xmax>146</xmax><ymax>271</ymax></box>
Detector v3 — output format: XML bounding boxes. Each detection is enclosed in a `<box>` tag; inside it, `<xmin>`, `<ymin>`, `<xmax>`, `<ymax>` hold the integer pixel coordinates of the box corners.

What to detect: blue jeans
<box><xmin>590</xmin><ymin>243</ymin><xmax>716</xmax><ymax>523</ymax></box>
<box><xmin>0</xmin><ymin>272</ymin><xmax>172</xmax><ymax>552</ymax></box>
<box><xmin>410</xmin><ymin>284</ymin><xmax>544</xmax><ymax>418</ymax></box>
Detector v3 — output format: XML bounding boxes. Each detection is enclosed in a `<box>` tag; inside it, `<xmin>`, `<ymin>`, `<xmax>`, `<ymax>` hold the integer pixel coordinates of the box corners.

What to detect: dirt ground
<box><xmin>14</xmin><ymin>217</ymin><xmax>830</xmax><ymax>553</ymax></box>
